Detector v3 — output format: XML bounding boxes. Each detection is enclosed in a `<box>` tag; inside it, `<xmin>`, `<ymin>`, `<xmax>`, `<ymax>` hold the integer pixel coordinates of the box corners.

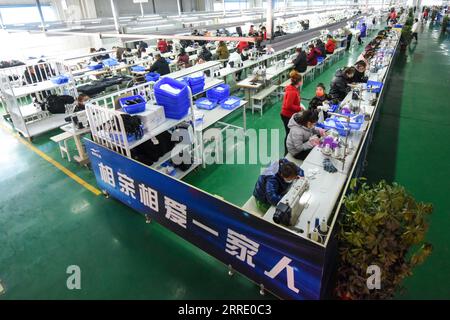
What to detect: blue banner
<box><xmin>85</xmin><ymin>139</ymin><xmax>326</xmax><ymax>299</ymax></box>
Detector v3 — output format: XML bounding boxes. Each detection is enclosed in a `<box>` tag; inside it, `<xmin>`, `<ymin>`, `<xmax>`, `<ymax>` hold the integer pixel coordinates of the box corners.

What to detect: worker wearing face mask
<box><xmin>308</xmin><ymin>83</ymin><xmax>333</xmax><ymax>112</ymax></box>
<box><xmin>252</xmin><ymin>159</ymin><xmax>304</xmax><ymax>212</ymax></box>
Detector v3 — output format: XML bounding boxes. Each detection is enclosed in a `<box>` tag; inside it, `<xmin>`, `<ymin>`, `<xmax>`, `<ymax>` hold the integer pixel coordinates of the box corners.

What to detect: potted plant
<box><xmin>335</xmin><ymin>179</ymin><xmax>433</xmax><ymax>299</ymax></box>
<box><xmin>442</xmin><ymin>15</ymin><xmax>449</xmax><ymax>34</ymax></box>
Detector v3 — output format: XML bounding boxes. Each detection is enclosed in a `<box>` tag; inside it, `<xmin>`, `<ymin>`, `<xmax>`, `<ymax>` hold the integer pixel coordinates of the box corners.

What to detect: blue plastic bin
<box><xmin>88</xmin><ymin>63</ymin><xmax>103</xmax><ymax>70</ymax></box>
<box><xmin>220</xmin><ymin>96</ymin><xmax>241</xmax><ymax>110</ymax></box>
<box><xmin>187</xmin><ymin>73</ymin><xmax>205</xmax><ymax>85</ymax></box>
<box><xmin>206</xmin><ymin>84</ymin><xmax>230</xmax><ymax>102</ymax></box>
<box><xmin>332</xmin><ymin>114</ymin><xmax>364</xmax><ymax>131</ymax></box>
<box><xmin>119</xmin><ymin>95</ymin><xmax>147</xmax><ymax>114</ymax></box>
<box><xmin>51</xmin><ymin>75</ymin><xmax>69</xmax><ymax>85</ymax></box>
<box><xmin>102</xmin><ymin>58</ymin><xmax>119</xmax><ymax>67</ymax></box>
<box><xmin>154</xmin><ymin>77</ymin><xmax>190</xmax><ymax>119</ymax></box>
<box><xmin>366</xmin><ymin>80</ymin><xmax>383</xmax><ymax>93</ymax></box>
<box><xmin>195</xmin><ymin>98</ymin><xmax>217</xmax><ymax>110</ymax></box>
<box><xmin>328</xmin><ymin>104</ymin><xmax>339</xmax><ymax>113</ymax></box>
<box><xmin>131</xmin><ymin>66</ymin><xmax>146</xmax><ymax>72</ymax></box>
<box><xmin>145</xmin><ymin>72</ymin><xmax>160</xmax><ymax>82</ymax></box>
<box><xmin>316</xmin><ymin>121</ymin><xmax>349</xmax><ymax>137</ymax></box>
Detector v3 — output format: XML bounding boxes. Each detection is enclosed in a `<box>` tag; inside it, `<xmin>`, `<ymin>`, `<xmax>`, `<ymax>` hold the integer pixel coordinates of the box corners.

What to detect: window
<box><xmin>0</xmin><ymin>4</ymin><xmax>57</xmax><ymax>25</ymax></box>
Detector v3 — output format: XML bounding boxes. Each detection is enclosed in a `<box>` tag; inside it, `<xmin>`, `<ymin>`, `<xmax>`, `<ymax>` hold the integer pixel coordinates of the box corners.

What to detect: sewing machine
<box><xmin>251</xmin><ymin>66</ymin><xmax>266</xmax><ymax>83</ymax></box>
<box><xmin>273</xmin><ymin>178</ymin><xmax>309</xmax><ymax>227</ymax></box>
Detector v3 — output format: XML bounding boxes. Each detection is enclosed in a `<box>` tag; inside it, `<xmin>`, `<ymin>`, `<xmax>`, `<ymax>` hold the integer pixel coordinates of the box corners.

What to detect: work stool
<box><xmin>50</xmin><ymin>131</ymin><xmax>73</xmax><ymax>162</ymax></box>
<box><xmin>302</xmin><ymin>66</ymin><xmax>315</xmax><ymax>83</ymax></box>
<box><xmin>316</xmin><ymin>58</ymin><xmax>325</xmax><ymax>74</ymax></box>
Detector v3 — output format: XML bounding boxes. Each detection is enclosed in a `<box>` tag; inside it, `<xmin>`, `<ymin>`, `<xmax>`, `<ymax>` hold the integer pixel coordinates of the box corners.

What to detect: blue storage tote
<box><xmin>366</xmin><ymin>80</ymin><xmax>383</xmax><ymax>93</ymax></box>
<box><xmin>119</xmin><ymin>95</ymin><xmax>147</xmax><ymax>114</ymax></box>
<box><xmin>328</xmin><ymin>103</ymin><xmax>339</xmax><ymax>113</ymax></box>
<box><xmin>195</xmin><ymin>98</ymin><xmax>217</xmax><ymax>110</ymax></box>
<box><xmin>153</xmin><ymin>77</ymin><xmax>191</xmax><ymax>119</ymax></box>
<box><xmin>145</xmin><ymin>72</ymin><xmax>160</xmax><ymax>82</ymax></box>
<box><xmin>102</xmin><ymin>58</ymin><xmax>119</xmax><ymax>67</ymax></box>
<box><xmin>88</xmin><ymin>63</ymin><xmax>103</xmax><ymax>70</ymax></box>
<box><xmin>316</xmin><ymin>121</ymin><xmax>349</xmax><ymax>137</ymax></box>
<box><xmin>206</xmin><ymin>84</ymin><xmax>230</xmax><ymax>102</ymax></box>
<box><xmin>131</xmin><ymin>65</ymin><xmax>146</xmax><ymax>72</ymax></box>
<box><xmin>187</xmin><ymin>73</ymin><xmax>205</xmax><ymax>85</ymax></box>
<box><xmin>331</xmin><ymin>114</ymin><xmax>364</xmax><ymax>131</ymax></box>
<box><xmin>220</xmin><ymin>96</ymin><xmax>241</xmax><ymax>110</ymax></box>
<box><xmin>51</xmin><ymin>75</ymin><xmax>69</xmax><ymax>84</ymax></box>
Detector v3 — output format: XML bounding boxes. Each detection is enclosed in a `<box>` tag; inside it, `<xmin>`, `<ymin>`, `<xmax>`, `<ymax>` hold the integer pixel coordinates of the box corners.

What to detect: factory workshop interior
<box><xmin>0</xmin><ymin>0</ymin><xmax>449</xmax><ymax>303</ymax></box>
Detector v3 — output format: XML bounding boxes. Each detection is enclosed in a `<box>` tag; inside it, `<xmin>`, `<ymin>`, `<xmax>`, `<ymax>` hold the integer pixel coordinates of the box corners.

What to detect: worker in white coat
<box><xmin>412</xmin><ymin>18</ymin><xmax>419</xmax><ymax>42</ymax></box>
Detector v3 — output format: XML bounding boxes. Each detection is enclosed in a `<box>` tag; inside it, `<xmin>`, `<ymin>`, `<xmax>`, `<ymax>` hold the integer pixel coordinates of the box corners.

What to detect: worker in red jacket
<box><xmin>306</xmin><ymin>44</ymin><xmax>320</xmax><ymax>66</ymax></box>
<box><xmin>237</xmin><ymin>41</ymin><xmax>249</xmax><ymax>52</ymax></box>
<box><xmin>157</xmin><ymin>39</ymin><xmax>168</xmax><ymax>53</ymax></box>
<box><xmin>281</xmin><ymin>70</ymin><xmax>304</xmax><ymax>154</ymax></box>
<box><xmin>325</xmin><ymin>35</ymin><xmax>336</xmax><ymax>54</ymax></box>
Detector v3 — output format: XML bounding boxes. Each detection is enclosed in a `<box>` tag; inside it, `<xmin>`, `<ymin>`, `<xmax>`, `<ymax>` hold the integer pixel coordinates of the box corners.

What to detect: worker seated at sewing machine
<box><xmin>286</xmin><ymin>109</ymin><xmax>326</xmax><ymax>160</ymax></box>
<box><xmin>252</xmin><ymin>159</ymin><xmax>304</xmax><ymax>213</ymax></box>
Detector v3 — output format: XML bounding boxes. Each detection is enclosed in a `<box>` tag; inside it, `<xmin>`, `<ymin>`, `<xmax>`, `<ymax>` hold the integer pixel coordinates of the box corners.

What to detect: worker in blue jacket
<box><xmin>253</xmin><ymin>159</ymin><xmax>304</xmax><ymax>212</ymax></box>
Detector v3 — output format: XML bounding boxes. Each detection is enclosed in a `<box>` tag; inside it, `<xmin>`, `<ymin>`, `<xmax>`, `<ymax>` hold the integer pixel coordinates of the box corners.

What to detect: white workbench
<box><xmin>263</xmin><ymin>160</ymin><xmax>347</xmax><ymax>236</ymax></box>
<box><xmin>60</xmin><ymin>123</ymin><xmax>91</xmax><ymax>165</ymax></box>
<box><xmin>258</xmin><ymin>31</ymin><xmax>401</xmax><ymax>242</ymax></box>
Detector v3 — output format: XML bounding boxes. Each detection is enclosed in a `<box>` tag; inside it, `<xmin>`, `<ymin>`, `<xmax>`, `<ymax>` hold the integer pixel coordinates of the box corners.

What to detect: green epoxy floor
<box><xmin>0</xmin><ymin>24</ymin><xmax>449</xmax><ymax>299</ymax></box>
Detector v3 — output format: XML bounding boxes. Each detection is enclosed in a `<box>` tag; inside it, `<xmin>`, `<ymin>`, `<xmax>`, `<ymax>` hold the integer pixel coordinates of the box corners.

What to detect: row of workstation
<box><xmin>259</xmin><ymin>28</ymin><xmax>401</xmax><ymax>245</ymax></box>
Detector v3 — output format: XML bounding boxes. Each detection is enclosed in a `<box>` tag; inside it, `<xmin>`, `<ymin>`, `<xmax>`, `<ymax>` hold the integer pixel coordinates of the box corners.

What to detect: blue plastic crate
<box><xmin>51</xmin><ymin>75</ymin><xmax>69</xmax><ymax>85</ymax></box>
<box><xmin>102</xmin><ymin>58</ymin><xmax>119</xmax><ymax>67</ymax></box>
<box><xmin>366</xmin><ymin>80</ymin><xmax>383</xmax><ymax>93</ymax></box>
<box><xmin>154</xmin><ymin>77</ymin><xmax>190</xmax><ymax>119</ymax></box>
<box><xmin>131</xmin><ymin>65</ymin><xmax>146</xmax><ymax>72</ymax></box>
<box><xmin>88</xmin><ymin>63</ymin><xmax>103</xmax><ymax>70</ymax></box>
<box><xmin>206</xmin><ymin>84</ymin><xmax>230</xmax><ymax>102</ymax></box>
<box><xmin>119</xmin><ymin>95</ymin><xmax>147</xmax><ymax>114</ymax></box>
<box><xmin>316</xmin><ymin>120</ymin><xmax>349</xmax><ymax>137</ymax></box>
<box><xmin>220</xmin><ymin>96</ymin><xmax>241</xmax><ymax>110</ymax></box>
<box><xmin>187</xmin><ymin>73</ymin><xmax>205</xmax><ymax>86</ymax></box>
<box><xmin>332</xmin><ymin>114</ymin><xmax>364</xmax><ymax>131</ymax></box>
<box><xmin>195</xmin><ymin>98</ymin><xmax>217</xmax><ymax>110</ymax></box>
<box><xmin>145</xmin><ymin>72</ymin><xmax>160</xmax><ymax>82</ymax></box>
<box><xmin>190</xmin><ymin>82</ymin><xmax>205</xmax><ymax>95</ymax></box>
<box><xmin>328</xmin><ymin>104</ymin><xmax>339</xmax><ymax>113</ymax></box>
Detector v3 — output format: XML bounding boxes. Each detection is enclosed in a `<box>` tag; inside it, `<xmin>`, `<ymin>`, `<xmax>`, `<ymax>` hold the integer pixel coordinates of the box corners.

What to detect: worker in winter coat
<box><xmin>329</xmin><ymin>67</ymin><xmax>356</xmax><ymax>101</ymax></box>
<box><xmin>216</xmin><ymin>41</ymin><xmax>230</xmax><ymax>60</ymax></box>
<box><xmin>252</xmin><ymin>159</ymin><xmax>304</xmax><ymax>212</ymax></box>
<box><xmin>325</xmin><ymin>35</ymin><xmax>336</xmax><ymax>54</ymax></box>
<box><xmin>286</xmin><ymin>110</ymin><xmax>324</xmax><ymax>160</ymax></box>
<box><xmin>281</xmin><ymin>70</ymin><xmax>304</xmax><ymax>154</ymax></box>
<box><xmin>292</xmin><ymin>47</ymin><xmax>307</xmax><ymax>73</ymax></box>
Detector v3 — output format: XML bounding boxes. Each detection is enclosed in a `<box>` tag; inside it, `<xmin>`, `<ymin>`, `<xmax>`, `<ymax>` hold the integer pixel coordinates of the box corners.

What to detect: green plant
<box><xmin>335</xmin><ymin>179</ymin><xmax>433</xmax><ymax>299</ymax></box>
<box><xmin>400</xmin><ymin>25</ymin><xmax>413</xmax><ymax>47</ymax></box>
<box><xmin>442</xmin><ymin>15</ymin><xmax>449</xmax><ymax>33</ymax></box>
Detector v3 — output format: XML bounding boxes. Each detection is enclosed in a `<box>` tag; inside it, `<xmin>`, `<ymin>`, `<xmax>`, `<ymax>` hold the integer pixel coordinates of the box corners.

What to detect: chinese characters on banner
<box><xmin>97</xmin><ymin>162</ymin><xmax>302</xmax><ymax>295</ymax></box>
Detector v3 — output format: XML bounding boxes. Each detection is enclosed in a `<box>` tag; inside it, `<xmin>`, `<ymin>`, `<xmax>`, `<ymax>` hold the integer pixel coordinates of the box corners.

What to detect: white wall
<box><xmin>93</xmin><ymin>0</ymin><xmax>202</xmax><ymax>17</ymax></box>
<box><xmin>0</xmin><ymin>30</ymin><xmax>98</xmax><ymax>61</ymax></box>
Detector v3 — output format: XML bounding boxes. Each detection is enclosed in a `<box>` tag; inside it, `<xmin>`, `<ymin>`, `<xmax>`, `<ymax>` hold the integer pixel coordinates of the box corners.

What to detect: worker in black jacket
<box><xmin>353</xmin><ymin>60</ymin><xmax>368</xmax><ymax>83</ymax></box>
<box><xmin>147</xmin><ymin>54</ymin><xmax>170</xmax><ymax>76</ymax></box>
<box><xmin>329</xmin><ymin>67</ymin><xmax>356</xmax><ymax>101</ymax></box>
<box><xmin>198</xmin><ymin>45</ymin><xmax>213</xmax><ymax>62</ymax></box>
<box><xmin>292</xmin><ymin>47</ymin><xmax>307</xmax><ymax>73</ymax></box>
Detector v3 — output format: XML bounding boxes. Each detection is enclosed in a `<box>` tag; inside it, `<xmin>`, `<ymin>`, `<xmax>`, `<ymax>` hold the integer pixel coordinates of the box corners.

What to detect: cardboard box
<box><xmin>138</xmin><ymin>104</ymin><xmax>166</xmax><ymax>132</ymax></box>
